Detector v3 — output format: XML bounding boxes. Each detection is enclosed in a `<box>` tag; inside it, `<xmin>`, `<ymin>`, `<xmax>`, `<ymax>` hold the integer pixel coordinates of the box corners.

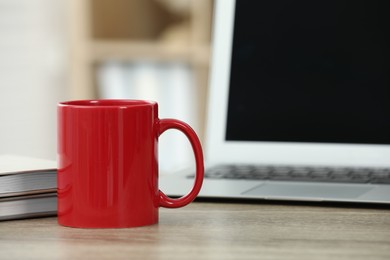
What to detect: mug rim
<box><xmin>59</xmin><ymin>99</ymin><xmax>157</xmax><ymax>108</ymax></box>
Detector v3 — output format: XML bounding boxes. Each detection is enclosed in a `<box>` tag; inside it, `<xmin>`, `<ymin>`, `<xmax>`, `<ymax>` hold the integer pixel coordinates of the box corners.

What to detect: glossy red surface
<box><xmin>57</xmin><ymin>100</ymin><xmax>204</xmax><ymax>228</ymax></box>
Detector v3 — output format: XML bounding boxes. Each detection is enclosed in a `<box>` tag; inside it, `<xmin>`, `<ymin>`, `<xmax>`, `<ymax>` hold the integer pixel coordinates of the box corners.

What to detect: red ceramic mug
<box><xmin>57</xmin><ymin>100</ymin><xmax>204</xmax><ymax>228</ymax></box>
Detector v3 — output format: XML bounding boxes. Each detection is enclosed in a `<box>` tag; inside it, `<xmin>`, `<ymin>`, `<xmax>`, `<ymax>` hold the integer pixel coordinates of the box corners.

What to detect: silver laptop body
<box><xmin>160</xmin><ymin>0</ymin><xmax>390</xmax><ymax>204</ymax></box>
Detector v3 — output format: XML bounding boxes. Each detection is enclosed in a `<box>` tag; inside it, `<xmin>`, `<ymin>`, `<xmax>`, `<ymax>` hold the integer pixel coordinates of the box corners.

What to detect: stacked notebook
<box><xmin>0</xmin><ymin>155</ymin><xmax>57</xmax><ymax>220</ymax></box>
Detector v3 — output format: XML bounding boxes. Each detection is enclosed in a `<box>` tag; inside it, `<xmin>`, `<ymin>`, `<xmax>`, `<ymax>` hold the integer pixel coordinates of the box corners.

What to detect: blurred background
<box><xmin>0</xmin><ymin>0</ymin><xmax>213</xmax><ymax>173</ymax></box>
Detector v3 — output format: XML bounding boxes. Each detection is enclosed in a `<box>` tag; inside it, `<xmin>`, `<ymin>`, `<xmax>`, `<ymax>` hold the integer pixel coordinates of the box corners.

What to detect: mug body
<box><xmin>57</xmin><ymin>100</ymin><xmax>159</xmax><ymax>228</ymax></box>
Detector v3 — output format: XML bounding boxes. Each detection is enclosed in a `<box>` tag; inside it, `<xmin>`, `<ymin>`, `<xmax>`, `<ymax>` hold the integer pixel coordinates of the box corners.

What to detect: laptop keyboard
<box><xmin>189</xmin><ymin>165</ymin><xmax>390</xmax><ymax>184</ymax></box>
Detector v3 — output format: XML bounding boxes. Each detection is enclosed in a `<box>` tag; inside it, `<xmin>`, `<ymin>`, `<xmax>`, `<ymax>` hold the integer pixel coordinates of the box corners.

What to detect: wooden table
<box><xmin>0</xmin><ymin>201</ymin><xmax>389</xmax><ymax>260</ymax></box>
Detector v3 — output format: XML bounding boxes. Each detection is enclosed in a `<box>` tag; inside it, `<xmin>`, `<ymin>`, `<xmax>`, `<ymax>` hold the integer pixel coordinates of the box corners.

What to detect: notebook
<box><xmin>160</xmin><ymin>0</ymin><xmax>390</xmax><ymax>204</ymax></box>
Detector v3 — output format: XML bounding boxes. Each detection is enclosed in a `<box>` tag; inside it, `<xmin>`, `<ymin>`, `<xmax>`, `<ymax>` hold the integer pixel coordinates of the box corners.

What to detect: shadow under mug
<box><xmin>57</xmin><ymin>99</ymin><xmax>204</xmax><ymax>228</ymax></box>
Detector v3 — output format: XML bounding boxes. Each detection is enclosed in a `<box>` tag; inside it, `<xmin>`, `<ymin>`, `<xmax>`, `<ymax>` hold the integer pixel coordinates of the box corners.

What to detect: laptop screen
<box><xmin>226</xmin><ymin>0</ymin><xmax>390</xmax><ymax>145</ymax></box>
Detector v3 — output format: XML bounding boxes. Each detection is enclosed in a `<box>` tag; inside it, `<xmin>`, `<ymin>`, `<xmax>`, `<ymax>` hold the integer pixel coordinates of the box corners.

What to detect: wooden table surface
<box><xmin>0</xmin><ymin>201</ymin><xmax>389</xmax><ymax>260</ymax></box>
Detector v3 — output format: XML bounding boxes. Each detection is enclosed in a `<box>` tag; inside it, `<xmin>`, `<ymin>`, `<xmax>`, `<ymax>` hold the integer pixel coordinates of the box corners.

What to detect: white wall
<box><xmin>0</xmin><ymin>0</ymin><xmax>68</xmax><ymax>160</ymax></box>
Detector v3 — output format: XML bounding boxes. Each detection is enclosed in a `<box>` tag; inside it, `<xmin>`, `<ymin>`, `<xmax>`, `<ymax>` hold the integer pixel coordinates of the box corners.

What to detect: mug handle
<box><xmin>158</xmin><ymin>119</ymin><xmax>204</xmax><ymax>208</ymax></box>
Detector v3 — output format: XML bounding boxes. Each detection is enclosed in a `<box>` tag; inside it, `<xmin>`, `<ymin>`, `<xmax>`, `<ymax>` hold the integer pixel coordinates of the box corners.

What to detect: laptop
<box><xmin>160</xmin><ymin>0</ymin><xmax>390</xmax><ymax>204</ymax></box>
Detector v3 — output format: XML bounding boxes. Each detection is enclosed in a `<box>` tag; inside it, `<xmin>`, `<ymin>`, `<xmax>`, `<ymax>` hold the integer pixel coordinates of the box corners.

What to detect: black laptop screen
<box><xmin>226</xmin><ymin>0</ymin><xmax>390</xmax><ymax>144</ymax></box>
